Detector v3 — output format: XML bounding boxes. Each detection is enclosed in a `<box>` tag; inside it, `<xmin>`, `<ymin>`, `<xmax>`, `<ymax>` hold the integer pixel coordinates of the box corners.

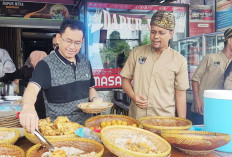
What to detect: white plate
<box><xmin>3</xmin><ymin>96</ymin><xmax>22</xmax><ymax>101</ymax></box>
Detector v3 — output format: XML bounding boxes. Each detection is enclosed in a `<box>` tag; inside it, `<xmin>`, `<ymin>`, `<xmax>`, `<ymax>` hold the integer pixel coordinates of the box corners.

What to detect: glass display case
<box><xmin>178</xmin><ymin>31</ymin><xmax>225</xmax><ymax>90</ymax></box>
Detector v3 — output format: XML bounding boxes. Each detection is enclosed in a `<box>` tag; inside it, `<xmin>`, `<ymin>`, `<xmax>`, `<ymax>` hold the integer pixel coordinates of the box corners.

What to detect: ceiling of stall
<box><xmin>0</xmin><ymin>17</ymin><xmax>62</xmax><ymax>29</ymax></box>
<box><xmin>22</xmin><ymin>30</ymin><xmax>57</xmax><ymax>39</ymax></box>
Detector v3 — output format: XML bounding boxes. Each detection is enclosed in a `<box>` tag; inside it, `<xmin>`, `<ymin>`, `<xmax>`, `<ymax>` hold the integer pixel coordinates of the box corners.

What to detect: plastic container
<box><xmin>3</xmin><ymin>83</ymin><xmax>15</xmax><ymax>96</ymax></box>
<box><xmin>204</xmin><ymin>90</ymin><xmax>232</xmax><ymax>152</ymax></box>
<box><xmin>189</xmin><ymin>125</ymin><xmax>204</xmax><ymax>131</ymax></box>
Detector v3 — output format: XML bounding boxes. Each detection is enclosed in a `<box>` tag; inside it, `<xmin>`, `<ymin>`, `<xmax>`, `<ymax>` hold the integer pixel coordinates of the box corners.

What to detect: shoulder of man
<box><xmin>207</xmin><ymin>52</ymin><xmax>221</xmax><ymax>58</ymax></box>
<box><xmin>77</xmin><ymin>53</ymin><xmax>89</xmax><ymax>62</ymax></box>
<box><xmin>0</xmin><ymin>48</ymin><xmax>10</xmax><ymax>58</ymax></box>
<box><xmin>200</xmin><ymin>53</ymin><xmax>219</xmax><ymax>62</ymax></box>
<box><xmin>0</xmin><ymin>48</ymin><xmax>6</xmax><ymax>52</ymax></box>
<box><xmin>169</xmin><ymin>47</ymin><xmax>187</xmax><ymax>62</ymax></box>
<box><xmin>43</xmin><ymin>52</ymin><xmax>54</xmax><ymax>62</ymax></box>
<box><xmin>131</xmin><ymin>45</ymin><xmax>152</xmax><ymax>55</ymax></box>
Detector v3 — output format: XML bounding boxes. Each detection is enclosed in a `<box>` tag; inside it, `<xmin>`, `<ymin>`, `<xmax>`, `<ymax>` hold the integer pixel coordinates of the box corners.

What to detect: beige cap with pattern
<box><xmin>150</xmin><ymin>10</ymin><xmax>175</xmax><ymax>31</ymax></box>
<box><xmin>224</xmin><ymin>28</ymin><xmax>232</xmax><ymax>41</ymax></box>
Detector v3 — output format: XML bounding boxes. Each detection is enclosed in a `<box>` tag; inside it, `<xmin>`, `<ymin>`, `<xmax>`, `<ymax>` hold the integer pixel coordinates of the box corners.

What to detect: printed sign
<box><xmin>93</xmin><ymin>69</ymin><xmax>122</xmax><ymax>88</ymax></box>
<box><xmin>189</xmin><ymin>5</ymin><xmax>215</xmax><ymax>36</ymax></box>
<box><xmin>88</xmin><ymin>2</ymin><xmax>187</xmax><ymax>33</ymax></box>
<box><xmin>216</xmin><ymin>0</ymin><xmax>232</xmax><ymax>31</ymax></box>
<box><xmin>0</xmin><ymin>1</ymin><xmax>75</xmax><ymax>19</ymax></box>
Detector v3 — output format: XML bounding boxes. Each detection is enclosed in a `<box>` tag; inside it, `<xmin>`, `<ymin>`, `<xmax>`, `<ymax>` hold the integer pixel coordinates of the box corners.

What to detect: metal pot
<box><xmin>123</xmin><ymin>93</ymin><xmax>131</xmax><ymax>105</ymax></box>
<box><xmin>115</xmin><ymin>89</ymin><xmax>121</xmax><ymax>101</ymax></box>
<box><xmin>2</xmin><ymin>83</ymin><xmax>15</xmax><ymax>96</ymax></box>
<box><xmin>118</xmin><ymin>89</ymin><xmax>124</xmax><ymax>101</ymax></box>
<box><xmin>112</xmin><ymin>89</ymin><xmax>118</xmax><ymax>100</ymax></box>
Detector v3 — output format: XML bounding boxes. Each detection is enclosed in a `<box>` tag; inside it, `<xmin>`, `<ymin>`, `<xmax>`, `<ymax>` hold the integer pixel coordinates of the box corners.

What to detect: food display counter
<box><xmin>15</xmin><ymin>137</ymin><xmax>230</xmax><ymax>157</ymax></box>
<box><xmin>10</xmin><ymin>115</ymin><xmax>232</xmax><ymax>157</ymax></box>
<box><xmin>1</xmin><ymin>101</ymin><xmax>231</xmax><ymax>157</ymax></box>
<box><xmin>1</xmin><ymin>114</ymin><xmax>232</xmax><ymax>157</ymax></box>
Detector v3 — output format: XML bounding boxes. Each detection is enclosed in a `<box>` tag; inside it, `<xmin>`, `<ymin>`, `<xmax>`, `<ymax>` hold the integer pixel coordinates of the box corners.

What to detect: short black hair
<box><xmin>52</xmin><ymin>34</ymin><xmax>56</xmax><ymax>38</ymax></box>
<box><xmin>59</xmin><ymin>19</ymin><xmax>85</xmax><ymax>37</ymax></box>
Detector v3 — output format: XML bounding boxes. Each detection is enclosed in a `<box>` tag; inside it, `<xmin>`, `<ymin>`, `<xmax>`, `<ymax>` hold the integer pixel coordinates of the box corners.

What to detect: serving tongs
<box><xmin>35</xmin><ymin>129</ymin><xmax>55</xmax><ymax>152</ymax></box>
<box><xmin>15</xmin><ymin>112</ymin><xmax>55</xmax><ymax>152</ymax></box>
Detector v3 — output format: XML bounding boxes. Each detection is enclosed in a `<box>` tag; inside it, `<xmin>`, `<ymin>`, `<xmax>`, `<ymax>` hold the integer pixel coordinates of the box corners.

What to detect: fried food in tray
<box><xmin>51</xmin><ymin>149</ymin><xmax>66</xmax><ymax>157</ymax></box>
<box><xmin>38</xmin><ymin>116</ymin><xmax>82</xmax><ymax>136</ymax></box>
<box><xmin>41</xmin><ymin>146</ymin><xmax>96</xmax><ymax>157</ymax></box>
<box><xmin>53</xmin><ymin>116</ymin><xmax>69</xmax><ymax>125</ymax></box>
<box><xmin>83</xmin><ymin>99</ymin><xmax>109</xmax><ymax>109</ymax></box>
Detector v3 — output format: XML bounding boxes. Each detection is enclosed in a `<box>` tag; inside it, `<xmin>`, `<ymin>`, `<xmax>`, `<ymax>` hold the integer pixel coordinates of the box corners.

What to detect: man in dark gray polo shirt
<box><xmin>19</xmin><ymin>19</ymin><xmax>101</xmax><ymax>134</ymax></box>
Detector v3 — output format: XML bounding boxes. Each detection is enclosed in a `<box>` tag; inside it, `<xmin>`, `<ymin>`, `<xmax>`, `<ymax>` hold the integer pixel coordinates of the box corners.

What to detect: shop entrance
<box><xmin>21</xmin><ymin>28</ymin><xmax>58</xmax><ymax>62</ymax></box>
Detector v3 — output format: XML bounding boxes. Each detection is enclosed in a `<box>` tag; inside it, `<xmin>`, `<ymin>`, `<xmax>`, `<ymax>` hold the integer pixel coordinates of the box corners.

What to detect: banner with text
<box><xmin>189</xmin><ymin>5</ymin><xmax>215</xmax><ymax>36</ymax></box>
<box><xmin>88</xmin><ymin>2</ymin><xmax>187</xmax><ymax>34</ymax></box>
<box><xmin>0</xmin><ymin>1</ymin><xmax>75</xmax><ymax>19</ymax></box>
<box><xmin>93</xmin><ymin>69</ymin><xmax>122</xmax><ymax>88</ymax></box>
<box><xmin>216</xmin><ymin>0</ymin><xmax>232</xmax><ymax>31</ymax></box>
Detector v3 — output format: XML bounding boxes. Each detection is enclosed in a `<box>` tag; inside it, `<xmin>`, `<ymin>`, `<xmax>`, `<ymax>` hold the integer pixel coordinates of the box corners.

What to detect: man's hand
<box><xmin>121</xmin><ymin>78</ymin><xmax>148</xmax><ymax>109</ymax></box>
<box><xmin>91</xmin><ymin>96</ymin><xmax>103</xmax><ymax>102</ymax></box>
<box><xmin>20</xmin><ymin>82</ymin><xmax>40</xmax><ymax>134</ymax></box>
<box><xmin>19</xmin><ymin>105</ymin><xmax>39</xmax><ymax>135</ymax></box>
<box><xmin>132</xmin><ymin>94</ymin><xmax>148</xmax><ymax>109</ymax></box>
<box><xmin>195</xmin><ymin>100</ymin><xmax>203</xmax><ymax>115</ymax></box>
<box><xmin>192</xmin><ymin>81</ymin><xmax>203</xmax><ymax>115</ymax></box>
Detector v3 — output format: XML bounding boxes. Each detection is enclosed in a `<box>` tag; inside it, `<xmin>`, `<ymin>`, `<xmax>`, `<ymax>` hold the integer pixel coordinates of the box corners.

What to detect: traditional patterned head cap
<box><xmin>224</xmin><ymin>28</ymin><xmax>232</xmax><ymax>41</ymax></box>
<box><xmin>150</xmin><ymin>10</ymin><xmax>175</xmax><ymax>31</ymax></box>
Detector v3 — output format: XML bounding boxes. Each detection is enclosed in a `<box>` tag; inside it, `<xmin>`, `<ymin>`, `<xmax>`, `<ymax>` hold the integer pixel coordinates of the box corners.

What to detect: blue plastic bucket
<box><xmin>204</xmin><ymin>90</ymin><xmax>232</xmax><ymax>153</ymax></box>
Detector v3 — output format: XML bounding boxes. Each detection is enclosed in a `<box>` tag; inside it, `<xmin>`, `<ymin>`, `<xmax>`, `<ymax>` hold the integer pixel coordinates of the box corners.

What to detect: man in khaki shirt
<box><xmin>224</xmin><ymin>70</ymin><xmax>232</xmax><ymax>90</ymax></box>
<box><xmin>224</xmin><ymin>28</ymin><xmax>232</xmax><ymax>90</ymax></box>
<box><xmin>120</xmin><ymin>10</ymin><xmax>189</xmax><ymax>120</ymax></box>
<box><xmin>192</xmin><ymin>28</ymin><xmax>232</xmax><ymax>124</ymax></box>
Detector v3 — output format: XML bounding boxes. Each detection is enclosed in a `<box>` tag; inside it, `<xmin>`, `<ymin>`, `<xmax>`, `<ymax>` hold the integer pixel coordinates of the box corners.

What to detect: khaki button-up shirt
<box><xmin>191</xmin><ymin>52</ymin><xmax>230</xmax><ymax>113</ymax></box>
<box><xmin>120</xmin><ymin>45</ymin><xmax>189</xmax><ymax>120</ymax></box>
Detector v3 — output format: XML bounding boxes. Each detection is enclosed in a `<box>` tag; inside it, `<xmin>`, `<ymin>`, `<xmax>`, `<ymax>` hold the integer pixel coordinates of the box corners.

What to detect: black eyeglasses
<box><xmin>60</xmin><ymin>36</ymin><xmax>82</xmax><ymax>47</ymax></box>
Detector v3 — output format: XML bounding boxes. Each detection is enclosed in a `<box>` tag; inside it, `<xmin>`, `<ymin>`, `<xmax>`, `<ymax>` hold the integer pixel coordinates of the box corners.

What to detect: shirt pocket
<box><xmin>158</xmin><ymin>64</ymin><xmax>176</xmax><ymax>85</ymax></box>
<box><xmin>208</xmin><ymin>63</ymin><xmax>225</xmax><ymax>75</ymax></box>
